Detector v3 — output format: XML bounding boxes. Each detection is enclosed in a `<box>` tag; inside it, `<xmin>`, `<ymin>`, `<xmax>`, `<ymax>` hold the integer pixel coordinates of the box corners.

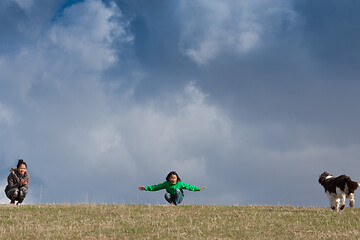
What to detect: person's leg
<box><xmin>17</xmin><ymin>187</ymin><xmax>28</xmax><ymax>204</ymax></box>
<box><xmin>6</xmin><ymin>188</ymin><xmax>19</xmax><ymax>204</ymax></box>
<box><xmin>174</xmin><ymin>189</ymin><xmax>183</xmax><ymax>205</ymax></box>
<box><xmin>164</xmin><ymin>193</ymin><xmax>173</xmax><ymax>204</ymax></box>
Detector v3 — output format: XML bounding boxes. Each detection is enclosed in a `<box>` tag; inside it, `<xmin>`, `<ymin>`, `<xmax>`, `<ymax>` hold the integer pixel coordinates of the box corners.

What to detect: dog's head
<box><xmin>318</xmin><ymin>171</ymin><xmax>331</xmax><ymax>186</ymax></box>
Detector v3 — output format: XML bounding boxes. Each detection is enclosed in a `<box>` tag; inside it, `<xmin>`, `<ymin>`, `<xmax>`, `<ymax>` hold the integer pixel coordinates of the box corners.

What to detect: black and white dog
<box><xmin>318</xmin><ymin>171</ymin><xmax>360</xmax><ymax>211</ymax></box>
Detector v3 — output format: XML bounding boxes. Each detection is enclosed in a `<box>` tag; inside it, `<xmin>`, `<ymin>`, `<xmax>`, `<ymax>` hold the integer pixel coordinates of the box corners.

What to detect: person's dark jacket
<box><xmin>5</xmin><ymin>168</ymin><xmax>30</xmax><ymax>193</ymax></box>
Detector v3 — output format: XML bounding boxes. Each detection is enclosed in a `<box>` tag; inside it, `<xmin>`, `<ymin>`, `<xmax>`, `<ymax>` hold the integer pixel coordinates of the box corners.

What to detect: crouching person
<box><xmin>5</xmin><ymin>159</ymin><xmax>29</xmax><ymax>205</ymax></box>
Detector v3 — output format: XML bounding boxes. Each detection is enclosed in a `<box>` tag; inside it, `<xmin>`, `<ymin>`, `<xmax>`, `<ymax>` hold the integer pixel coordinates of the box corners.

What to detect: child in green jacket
<box><xmin>138</xmin><ymin>171</ymin><xmax>206</xmax><ymax>205</ymax></box>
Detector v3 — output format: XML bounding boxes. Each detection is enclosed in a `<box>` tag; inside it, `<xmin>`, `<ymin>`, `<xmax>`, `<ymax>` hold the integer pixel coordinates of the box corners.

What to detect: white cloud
<box><xmin>102</xmin><ymin>82</ymin><xmax>235</xmax><ymax>180</ymax></box>
<box><xmin>0</xmin><ymin>0</ymin><xmax>133</xmax><ymax>102</ymax></box>
<box><xmin>178</xmin><ymin>0</ymin><xmax>300</xmax><ymax>64</ymax></box>
<box><xmin>48</xmin><ymin>0</ymin><xmax>133</xmax><ymax>72</ymax></box>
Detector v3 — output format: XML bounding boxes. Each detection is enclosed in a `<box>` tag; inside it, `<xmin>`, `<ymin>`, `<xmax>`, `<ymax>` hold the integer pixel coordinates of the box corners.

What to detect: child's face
<box><xmin>18</xmin><ymin>164</ymin><xmax>27</xmax><ymax>175</ymax></box>
<box><xmin>169</xmin><ymin>174</ymin><xmax>177</xmax><ymax>184</ymax></box>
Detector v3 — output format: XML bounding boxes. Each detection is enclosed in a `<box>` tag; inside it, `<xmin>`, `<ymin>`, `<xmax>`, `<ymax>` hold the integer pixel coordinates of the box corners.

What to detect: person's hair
<box><xmin>166</xmin><ymin>171</ymin><xmax>181</xmax><ymax>182</ymax></box>
<box><xmin>17</xmin><ymin>159</ymin><xmax>27</xmax><ymax>169</ymax></box>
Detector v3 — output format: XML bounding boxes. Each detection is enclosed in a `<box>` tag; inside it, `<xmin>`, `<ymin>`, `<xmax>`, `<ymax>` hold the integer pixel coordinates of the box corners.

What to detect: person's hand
<box><xmin>200</xmin><ymin>186</ymin><xmax>206</xmax><ymax>191</ymax></box>
<box><xmin>20</xmin><ymin>180</ymin><xmax>27</xmax><ymax>186</ymax></box>
<box><xmin>138</xmin><ymin>186</ymin><xmax>145</xmax><ymax>191</ymax></box>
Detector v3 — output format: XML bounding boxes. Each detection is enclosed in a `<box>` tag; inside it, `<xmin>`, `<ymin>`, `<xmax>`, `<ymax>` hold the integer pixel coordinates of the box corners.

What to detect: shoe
<box><xmin>10</xmin><ymin>200</ymin><xmax>15</xmax><ymax>205</ymax></box>
<box><xmin>16</xmin><ymin>202</ymin><xmax>22</xmax><ymax>206</ymax></box>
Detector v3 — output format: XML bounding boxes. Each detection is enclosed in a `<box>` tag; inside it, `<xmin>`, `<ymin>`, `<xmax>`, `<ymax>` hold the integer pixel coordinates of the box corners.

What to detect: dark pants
<box><xmin>6</xmin><ymin>187</ymin><xmax>28</xmax><ymax>203</ymax></box>
<box><xmin>164</xmin><ymin>189</ymin><xmax>183</xmax><ymax>205</ymax></box>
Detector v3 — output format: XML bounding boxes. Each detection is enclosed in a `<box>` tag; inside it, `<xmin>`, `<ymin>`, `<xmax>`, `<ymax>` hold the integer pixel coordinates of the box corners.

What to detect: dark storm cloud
<box><xmin>294</xmin><ymin>0</ymin><xmax>360</xmax><ymax>71</ymax></box>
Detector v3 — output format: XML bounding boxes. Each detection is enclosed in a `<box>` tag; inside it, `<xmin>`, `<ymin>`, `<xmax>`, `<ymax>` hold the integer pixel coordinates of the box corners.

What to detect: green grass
<box><xmin>1</xmin><ymin>204</ymin><xmax>360</xmax><ymax>239</ymax></box>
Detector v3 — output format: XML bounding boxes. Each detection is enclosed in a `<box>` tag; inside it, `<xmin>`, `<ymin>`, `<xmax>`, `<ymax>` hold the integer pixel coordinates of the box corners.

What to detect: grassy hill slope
<box><xmin>1</xmin><ymin>204</ymin><xmax>360</xmax><ymax>239</ymax></box>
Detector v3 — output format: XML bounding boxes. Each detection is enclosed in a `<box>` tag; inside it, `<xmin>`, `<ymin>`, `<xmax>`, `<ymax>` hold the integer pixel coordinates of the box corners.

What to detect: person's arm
<box><xmin>180</xmin><ymin>182</ymin><xmax>206</xmax><ymax>192</ymax></box>
<box><xmin>7</xmin><ymin>173</ymin><xmax>20</xmax><ymax>189</ymax></box>
<box><xmin>140</xmin><ymin>182</ymin><xmax>167</xmax><ymax>191</ymax></box>
<box><xmin>21</xmin><ymin>173</ymin><xmax>29</xmax><ymax>188</ymax></box>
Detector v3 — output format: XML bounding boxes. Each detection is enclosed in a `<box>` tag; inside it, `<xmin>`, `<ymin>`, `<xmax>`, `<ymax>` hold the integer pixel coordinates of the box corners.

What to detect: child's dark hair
<box><xmin>17</xmin><ymin>159</ymin><xmax>27</xmax><ymax>169</ymax></box>
<box><xmin>166</xmin><ymin>171</ymin><xmax>181</xmax><ymax>182</ymax></box>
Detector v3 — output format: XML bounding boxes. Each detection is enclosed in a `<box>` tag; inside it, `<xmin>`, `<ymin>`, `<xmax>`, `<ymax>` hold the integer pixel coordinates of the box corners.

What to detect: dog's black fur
<box><xmin>318</xmin><ymin>171</ymin><xmax>359</xmax><ymax>211</ymax></box>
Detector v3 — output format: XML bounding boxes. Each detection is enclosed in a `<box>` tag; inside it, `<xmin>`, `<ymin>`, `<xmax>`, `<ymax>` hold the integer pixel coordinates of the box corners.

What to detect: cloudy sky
<box><xmin>1</xmin><ymin>0</ymin><xmax>360</xmax><ymax>206</ymax></box>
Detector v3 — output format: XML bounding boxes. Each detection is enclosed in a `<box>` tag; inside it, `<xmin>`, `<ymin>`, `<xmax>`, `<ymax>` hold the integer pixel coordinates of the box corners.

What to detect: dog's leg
<box><xmin>329</xmin><ymin>196</ymin><xmax>340</xmax><ymax>211</ymax></box>
<box><xmin>339</xmin><ymin>194</ymin><xmax>346</xmax><ymax>210</ymax></box>
<box><xmin>347</xmin><ymin>193</ymin><xmax>355</xmax><ymax>207</ymax></box>
<box><xmin>327</xmin><ymin>192</ymin><xmax>337</xmax><ymax>211</ymax></box>
<box><xmin>327</xmin><ymin>192</ymin><xmax>339</xmax><ymax>211</ymax></box>
<box><xmin>333</xmin><ymin>197</ymin><xmax>340</xmax><ymax>212</ymax></box>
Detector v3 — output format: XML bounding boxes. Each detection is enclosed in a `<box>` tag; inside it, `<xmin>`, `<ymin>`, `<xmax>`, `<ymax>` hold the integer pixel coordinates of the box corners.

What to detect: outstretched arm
<box><xmin>181</xmin><ymin>183</ymin><xmax>205</xmax><ymax>192</ymax></box>
<box><xmin>139</xmin><ymin>182</ymin><xmax>167</xmax><ymax>191</ymax></box>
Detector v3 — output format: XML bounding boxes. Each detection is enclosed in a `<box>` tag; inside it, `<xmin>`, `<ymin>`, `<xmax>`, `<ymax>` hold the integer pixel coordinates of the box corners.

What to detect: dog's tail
<box><xmin>355</xmin><ymin>181</ymin><xmax>360</xmax><ymax>190</ymax></box>
<box><xmin>346</xmin><ymin>179</ymin><xmax>360</xmax><ymax>193</ymax></box>
<box><xmin>356</xmin><ymin>182</ymin><xmax>360</xmax><ymax>192</ymax></box>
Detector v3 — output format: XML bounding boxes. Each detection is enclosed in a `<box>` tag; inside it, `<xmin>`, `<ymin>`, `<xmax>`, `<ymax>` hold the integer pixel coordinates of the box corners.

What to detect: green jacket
<box><xmin>145</xmin><ymin>181</ymin><xmax>201</xmax><ymax>197</ymax></box>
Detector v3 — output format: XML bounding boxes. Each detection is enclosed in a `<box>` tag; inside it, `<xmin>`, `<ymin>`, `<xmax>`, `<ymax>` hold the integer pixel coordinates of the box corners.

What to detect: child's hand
<box><xmin>20</xmin><ymin>180</ymin><xmax>27</xmax><ymax>186</ymax></box>
<box><xmin>200</xmin><ymin>186</ymin><xmax>206</xmax><ymax>191</ymax></box>
<box><xmin>138</xmin><ymin>186</ymin><xmax>145</xmax><ymax>191</ymax></box>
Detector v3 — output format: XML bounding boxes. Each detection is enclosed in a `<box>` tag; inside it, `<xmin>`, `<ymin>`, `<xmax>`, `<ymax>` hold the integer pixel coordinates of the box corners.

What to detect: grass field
<box><xmin>1</xmin><ymin>204</ymin><xmax>360</xmax><ymax>239</ymax></box>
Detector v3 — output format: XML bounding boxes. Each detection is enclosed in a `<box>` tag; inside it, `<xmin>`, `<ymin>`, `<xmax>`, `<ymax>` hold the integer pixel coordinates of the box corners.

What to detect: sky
<box><xmin>1</xmin><ymin>0</ymin><xmax>360</xmax><ymax>206</ymax></box>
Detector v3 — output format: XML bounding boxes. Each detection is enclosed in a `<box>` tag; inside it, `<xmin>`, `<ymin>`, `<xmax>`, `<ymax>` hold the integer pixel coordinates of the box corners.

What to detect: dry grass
<box><xmin>1</xmin><ymin>204</ymin><xmax>360</xmax><ymax>239</ymax></box>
